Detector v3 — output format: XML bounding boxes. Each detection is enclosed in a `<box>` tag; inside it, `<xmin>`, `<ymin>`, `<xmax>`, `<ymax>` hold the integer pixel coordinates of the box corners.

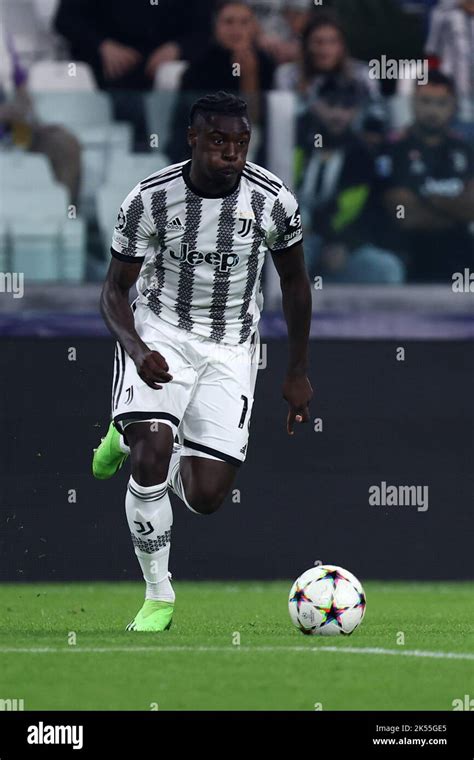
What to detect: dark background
<box><xmin>0</xmin><ymin>338</ymin><xmax>472</xmax><ymax>581</ymax></box>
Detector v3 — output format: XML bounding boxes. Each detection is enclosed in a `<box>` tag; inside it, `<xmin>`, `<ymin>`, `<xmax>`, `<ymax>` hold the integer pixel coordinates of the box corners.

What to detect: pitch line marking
<box><xmin>0</xmin><ymin>646</ymin><xmax>473</xmax><ymax>661</ymax></box>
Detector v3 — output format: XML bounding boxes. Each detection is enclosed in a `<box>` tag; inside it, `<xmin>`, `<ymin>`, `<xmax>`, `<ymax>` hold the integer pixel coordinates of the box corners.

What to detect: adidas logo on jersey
<box><xmin>166</xmin><ymin>216</ymin><xmax>184</xmax><ymax>230</ymax></box>
<box><xmin>168</xmin><ymin>242</ymin><xmax>240</xmax><ymax>272</ymax></box>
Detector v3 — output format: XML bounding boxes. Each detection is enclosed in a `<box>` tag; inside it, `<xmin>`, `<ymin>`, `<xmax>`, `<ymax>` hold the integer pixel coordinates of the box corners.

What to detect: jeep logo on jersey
<box><xmin>168</xmin><ymin>243</ymin><xmax>240</xmax><ymax>271</ymax></box>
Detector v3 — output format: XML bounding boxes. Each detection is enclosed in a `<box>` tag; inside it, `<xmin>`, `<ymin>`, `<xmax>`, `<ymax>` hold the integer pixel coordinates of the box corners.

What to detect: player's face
<box><xmin>189</xmin><ymin>114</ymin><xmax>251</xmax><ymax>183</ymax></box>
<box><xmin>307</xmin><ymin>25</ymin><xmax>346</xmax><ymax>71</ymax></box>
<box><xmin>414</xmin><ymin>85</ymin><xmax>455</xmax><ymax>134</ymax></box>
<box><xmin>214</xmin><ymin>3</ymin><xmax>256</xmax><ymax>49</ymax></box>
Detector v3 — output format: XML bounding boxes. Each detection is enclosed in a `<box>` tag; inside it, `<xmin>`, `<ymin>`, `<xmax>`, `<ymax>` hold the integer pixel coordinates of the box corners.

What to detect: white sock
<box><xmin>125</xmin><ymin>476</ymin><xmax>175</xmax><ymax>602</ymax></box>
<box><xmin>168</xmin><ymin>450</ymin><xmax>201</xmax><ymax>515</ymax></box>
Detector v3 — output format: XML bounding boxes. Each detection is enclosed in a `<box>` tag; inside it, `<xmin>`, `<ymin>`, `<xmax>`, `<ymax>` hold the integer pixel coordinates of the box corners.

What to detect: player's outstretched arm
<box><xmin>100</xmin><ymin>258</ymin><xmax>173</xmax><ymax>390</ymax></box>
<box><xmin>271</xmin><ymin>242</ymin><xmax>313</xmax><ymax>435</ymax></box>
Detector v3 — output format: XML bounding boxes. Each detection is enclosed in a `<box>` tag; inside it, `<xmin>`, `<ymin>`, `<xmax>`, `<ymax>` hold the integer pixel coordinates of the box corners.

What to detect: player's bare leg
<box><xmin>94</xmin><ymin>426</ymin><xmax>238</xmax><ymax>512</ymax></box>
<box><xmin>170</xmin><ymin>454</ymin><xmax>237</xmax><ymax>515</ymax></box>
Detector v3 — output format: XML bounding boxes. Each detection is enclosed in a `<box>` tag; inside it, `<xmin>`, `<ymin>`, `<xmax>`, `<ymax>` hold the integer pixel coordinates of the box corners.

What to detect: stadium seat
<box><xmin>29</xmin><ymin>60</ymin><xmax>97</xmax><ymax>92</ymax></box>
<box><xmin>0</xmin><ymin>220</ymin><xmax>8</xmax><ymax>271</ymax></box>
<box><xmin>72</xmin><ymin>123</ymin><xmax>133</xmax><ymax>154</ymax></box>
<box><xmin>31</xmin><ymin>0</ymin><xmax>59</xmax><ymax>30</ymax></box>
<box><xmin>72</xmin><ymin>123</ymin><xmax>134</xmax><ymax>215</ymax></box>
<box><xmin>264</xmin><ymin>91</ymin><xmax>298</xmax><ymax>308</ymax></box>
<box><xmin>96</xmin><ymin>182</ymin><xmax>142</xmax><ymax>256</ymax></box>
<box><xmin>33</xmin><ymin>91</ymin><xmax>112</xmax><ymax>129</ymax></box>
<box><xmin>145</xmin><ymin>91</ymin><xmax>181</xmax><ymax>158</ymax></box>
<box><xmin>59</xmin><ymin>216</ymin><xmax>87</xmax><ymax>281</ymax></box>
<box><xmin>31</xmin><ymin>94</ymin><xmax>134</xmax><ymax>213</ymax></box>
<box><xmin>0</xmin><ymin>179</ymin><xmax>68</xmax><ymax>223</ymax></box>
<box><xmin>0</xmin><ymin>185</ymin><xmax>86</xmax><ymax>281</ymax></box>
<box><xmin>273</xmin><ymin>63</ymin><xmax>294</xmax><ymax>91</ymax></box>
<box><xmin>266</xmin><ymin>90</ymin><xmax>297</xmax><ymax>187</ymax></box>
<box><xmin>0</xmin><ymin>0</ymin><xmax>58</xmax><ymax>67</ymax></box>
<box><xmin>0</xmin><ymin>152</ymin><xmax>54</xmax><ymax>188</ymax></box>
<box><xmin>10</xmin><ymin>217</ymin><xmax>61</xmax><ymax>281</ymax></box>
<box><xmin>105</xmin><ymin>152</ymin><xmax>168</xmax><ymax>187</ymax></box>
<box><xmin>153</xmin><ymin>61</ymin><xmax>188</xmax><ymax>91</ymax></box>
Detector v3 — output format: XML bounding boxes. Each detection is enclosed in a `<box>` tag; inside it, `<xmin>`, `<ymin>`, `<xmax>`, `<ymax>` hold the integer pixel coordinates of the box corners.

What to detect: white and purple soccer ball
<box><xmin>289</xmin><ymin>564</ymin><xmax>366</xmax><ymax>636</ymax></box>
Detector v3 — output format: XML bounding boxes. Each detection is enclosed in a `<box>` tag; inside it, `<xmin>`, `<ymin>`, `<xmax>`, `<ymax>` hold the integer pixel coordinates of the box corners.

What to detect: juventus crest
<box><xmin>237</xmin><ymin>218</ymin><xmax>253</xmax><ymax>237</ymax></box>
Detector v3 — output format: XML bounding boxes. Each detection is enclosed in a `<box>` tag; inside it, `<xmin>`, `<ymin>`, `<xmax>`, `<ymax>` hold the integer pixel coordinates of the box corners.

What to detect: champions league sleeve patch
<box><xmin>112</xmin><ymin>207</ymin><xmax>130</xmax><ymax>251</ymax></box>
<box><xmin>110</xmin><ymin>186</ymin><xmax>153</xmax><ymax>259</ymax></box>
<box><xmin>116</xmin><ymin>206</ymin><xmax>127</xmax><ymax>231</ymax></box>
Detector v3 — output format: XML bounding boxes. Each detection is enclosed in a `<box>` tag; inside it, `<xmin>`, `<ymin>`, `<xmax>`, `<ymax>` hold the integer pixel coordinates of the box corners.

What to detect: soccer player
<box><xmin>94</xmin><ymin>91</ymin><xmax>313</xmax><ymax>631</ymax></box>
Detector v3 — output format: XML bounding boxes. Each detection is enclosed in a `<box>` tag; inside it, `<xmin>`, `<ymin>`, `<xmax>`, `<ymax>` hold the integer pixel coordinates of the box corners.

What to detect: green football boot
<box><xmin>126</xmin><ymin>600</ymin><xmax>174</xmax><ymax>632</ymax></box>
<box><xmin>92</xmin><ymin>421</ymin><xmax>128</xmax><ymax>479</ymax></box>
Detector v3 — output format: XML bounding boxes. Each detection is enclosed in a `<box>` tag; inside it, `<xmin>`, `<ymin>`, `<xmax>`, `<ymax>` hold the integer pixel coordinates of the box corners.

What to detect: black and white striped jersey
<box><xmin>110</xmin><ymin>159</ymin><xmax>303</xmax><ymax>345</ymax></box>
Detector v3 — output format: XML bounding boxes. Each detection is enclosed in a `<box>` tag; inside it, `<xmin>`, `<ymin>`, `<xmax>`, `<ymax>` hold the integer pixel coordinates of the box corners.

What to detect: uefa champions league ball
<box><xmin>289</xmin><ymin>564</ymin><xmax>366</xmax><ymax>636</ymax></box>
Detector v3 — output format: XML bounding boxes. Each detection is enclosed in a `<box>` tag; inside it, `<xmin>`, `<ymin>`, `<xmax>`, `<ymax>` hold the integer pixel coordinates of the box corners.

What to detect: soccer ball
<box><xmin>289</xmin><ymin>564</ymin><xmax>366</xmax><ymax>636</ymax></box>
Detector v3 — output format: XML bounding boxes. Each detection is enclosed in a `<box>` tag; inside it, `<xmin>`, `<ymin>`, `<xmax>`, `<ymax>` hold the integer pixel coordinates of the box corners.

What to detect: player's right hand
<box><xmin>133</xmin><ymin>348</ymin><xmax>173</xmax><ymax>390</ymax></box>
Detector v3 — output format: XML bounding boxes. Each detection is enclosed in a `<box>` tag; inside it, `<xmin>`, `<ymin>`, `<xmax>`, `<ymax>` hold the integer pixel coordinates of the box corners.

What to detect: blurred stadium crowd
<box><xmin>0</xmin><ymin>0</ymin><xmax>472</xmax><ymax>286</ymax></box>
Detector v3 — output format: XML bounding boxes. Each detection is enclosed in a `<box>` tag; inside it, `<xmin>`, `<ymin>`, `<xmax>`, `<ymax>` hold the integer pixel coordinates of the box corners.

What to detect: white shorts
<box><xmin>111</xmin><ymin>303</ymin><xmax>260</xmax><ymax>467</ymax></box>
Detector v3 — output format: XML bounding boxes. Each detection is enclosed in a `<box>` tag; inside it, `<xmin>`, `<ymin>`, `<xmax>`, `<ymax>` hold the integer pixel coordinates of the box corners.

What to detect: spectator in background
<box><xmin>253</xmin><ymin>0</ymin><xmax>315</xmax><ymax>64</ymax></box>
<box><xmin>0</xmin><ymin>34</ymin><xmax>81</xmax><ymax>204</ymax></box>
<box><xmin>376</xmin><ymin>71</ymin><xmax>474</xmax><ymax>282</ymax></box>
<box><xmin>54</xmin><ymin>0</ymin><xmax>213</xmax><ymax>148</ymax></box>
<box><xmin>54</xmin><ymin>0</ymin><xmax>212</xmax><ymax>91</ymax></box>
<box><xmin>275</xmin><ymin>11</ymin><xmax>381</xmax><ymax>105</ymax></box>
<box><xmin>296</xmin><ymin>79</ymin><xmax>404</xmax><ymax>283</ymax></box>
<box><xmin>425</xmin><ymin>0</ymin><xmax>474</xmax><ymax>122</ymax></box>
<box><xmin>319</xmin><ymin>0</ymin><xmax>425</xmax><ymax>93</ymax></box>
<box><xmin>166</xmin><ymin>1</ymin><xmax>275</xmax><ymax>164</ymax></box>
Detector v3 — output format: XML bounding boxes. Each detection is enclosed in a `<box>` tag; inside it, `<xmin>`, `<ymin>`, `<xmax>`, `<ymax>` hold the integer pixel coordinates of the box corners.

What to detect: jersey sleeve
<box><xmin>110</xmin><ymin>183</ymin><xmax>155</xmax><ymax>263</ymax></box>
<box><xmin>266</xmin><ymin>184</ymin><xmax>303</xmax><ymax>253</ymax></box>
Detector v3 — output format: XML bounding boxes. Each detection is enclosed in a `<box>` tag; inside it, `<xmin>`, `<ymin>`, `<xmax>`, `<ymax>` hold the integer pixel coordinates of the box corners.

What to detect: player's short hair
<box><xmin>419</xmin><ymin>69</ymin><xmax>456</xmax><ymax>96</ymax></box>
<box><xmin>189</xmin><ymin>91</ymin><xmax>249</xmax><ymax>127</ymax></box>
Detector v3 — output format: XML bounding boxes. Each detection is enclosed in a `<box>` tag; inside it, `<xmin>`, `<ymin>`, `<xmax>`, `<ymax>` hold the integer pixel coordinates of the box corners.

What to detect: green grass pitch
<box><xmin>0</xmin><ymin>581</ymin><xmax>472</xmax><ymax>711</ymax></box>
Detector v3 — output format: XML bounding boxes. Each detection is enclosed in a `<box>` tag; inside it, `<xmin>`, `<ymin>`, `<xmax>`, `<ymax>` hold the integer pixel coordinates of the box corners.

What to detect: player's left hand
<box><xmin>283</xmin><ymin>372</ymin><xmax>313</xmax><ymax>436</ymax></box>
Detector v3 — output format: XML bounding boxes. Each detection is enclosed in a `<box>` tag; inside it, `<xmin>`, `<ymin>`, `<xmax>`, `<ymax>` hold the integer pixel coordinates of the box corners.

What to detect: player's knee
<box><xmin>188</xmin><ymin>485</ymin><xmax>227</xmax><ymax>515</ymax></box>
<box><xmin>131</xmin><ymin>442</ymin><xmax>170</xmax><ymax>485</ymax></box>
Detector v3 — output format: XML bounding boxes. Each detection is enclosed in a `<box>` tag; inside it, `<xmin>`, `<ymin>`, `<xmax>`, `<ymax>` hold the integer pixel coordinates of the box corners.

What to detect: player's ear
<box><xmin>187</xmin><ymin>126</ymin><xmax>197</xmax><ymax>149</ymax></box>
